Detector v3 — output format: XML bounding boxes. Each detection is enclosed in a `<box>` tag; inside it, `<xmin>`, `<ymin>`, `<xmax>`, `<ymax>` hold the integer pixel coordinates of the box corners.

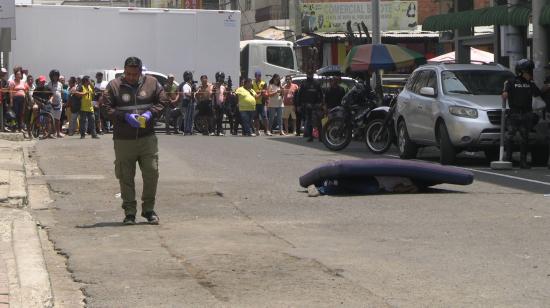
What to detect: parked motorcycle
<box><xmin>322</xmin><ymin>82</ymin><xmax>378</xmax><ymax>151</ymax></box>
<box><xmin>156</xmin><ymin>105</ymin><xmax>184</xmax><ymax>133</ymax></box>
<box><xmin>364</xmin><ymin>93</ymin><xmax>398</xmax><ymax>154</ymax></box>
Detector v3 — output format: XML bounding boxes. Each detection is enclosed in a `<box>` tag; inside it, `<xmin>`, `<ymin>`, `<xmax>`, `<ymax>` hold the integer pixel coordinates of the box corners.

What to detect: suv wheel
<box><xmin>397</xmin><ymin>120</ymin><xmax>418</xmax><ymax>159</ymax></box>
<box><xmin>438</xmin><ymin>122</ymin><xmax>456</xmax><ymax>165</ymax></box>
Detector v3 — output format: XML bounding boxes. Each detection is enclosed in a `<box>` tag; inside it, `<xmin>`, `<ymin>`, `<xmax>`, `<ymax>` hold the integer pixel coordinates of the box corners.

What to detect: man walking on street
<box><xmin>104</xmin><ymin>57</ymin><xmax>168</xmax><ymax>225</ymax></box>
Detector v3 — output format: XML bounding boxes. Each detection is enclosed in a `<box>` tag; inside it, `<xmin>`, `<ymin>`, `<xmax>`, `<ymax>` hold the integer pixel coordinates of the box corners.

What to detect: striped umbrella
<box><xmin>343</xmin><ymin>44</ymin><xmax>426</xmax><ymax>72</ymax></box>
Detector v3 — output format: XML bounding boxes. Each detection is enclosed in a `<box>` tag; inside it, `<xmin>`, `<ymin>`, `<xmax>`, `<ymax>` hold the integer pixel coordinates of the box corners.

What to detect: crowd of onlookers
<box><xmin>172</xmin><ymin>69</ymin><xmax>347</xmax><ymax>141</ymax></box>
<box><xmin>0</xmin><ymin>65</ymin><xmax>349</xmax><ymax>141</ymax></box>
<box><xmin>0</xmin><ymin>66</ymin><xmax>109</xmax><ymax>140</ymax></box>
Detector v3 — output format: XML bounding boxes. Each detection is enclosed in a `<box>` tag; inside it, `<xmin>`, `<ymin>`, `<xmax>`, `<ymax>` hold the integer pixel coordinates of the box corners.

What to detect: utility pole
<box><xmin>372</xmin><ymin>0</ymin><xmax>380</xmax><ymax>44</ymax></box>
<box><xmin>506</xmin><ymin>0</ymin><xmax>525</xmax><ymax>70</ymax></box>
<box><xmin>532</xmin><ymin>0</ymin><xmax>547</xmax><ymax>87</ymax></box>
<box><xmin>371</xmin><ymin>0</ymin><xmax>383</xmax><ymax>103</ymax></box>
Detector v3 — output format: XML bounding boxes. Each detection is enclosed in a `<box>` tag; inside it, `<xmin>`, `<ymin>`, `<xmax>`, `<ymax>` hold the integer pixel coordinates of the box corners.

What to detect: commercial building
<box><xmin>424</xmin><ymin>0</ymin><xmax>549</xmax><ymax>86</ymax></box>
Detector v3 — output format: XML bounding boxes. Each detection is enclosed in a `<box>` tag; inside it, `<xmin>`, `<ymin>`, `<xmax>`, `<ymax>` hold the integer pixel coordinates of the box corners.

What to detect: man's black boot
<box><xmin>142</xmin><ymin>211</ymin><xmax>160</xmax><ymax>225</ymax></box>
<box><xmin>123</xmin><ymin>215</ymin><xmax>136</xmax><ymax>225</ymax></box>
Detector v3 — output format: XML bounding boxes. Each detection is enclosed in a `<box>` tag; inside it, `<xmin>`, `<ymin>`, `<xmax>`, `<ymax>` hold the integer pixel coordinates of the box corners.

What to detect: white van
<box><xmin>240</xmin><ymin>40</ymin><xmax>300</xmax><ymax>79</ymax></box>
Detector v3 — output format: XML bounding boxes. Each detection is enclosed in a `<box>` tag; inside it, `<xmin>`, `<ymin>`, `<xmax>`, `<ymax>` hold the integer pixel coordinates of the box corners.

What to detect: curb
<box><xmin>0</xmin><ymin>133</ymin><xmax>25</xmax><ymax>142</ymax></box>
<box><xmin>0</xmin><ymin>141</ymin><xmax>28</xmax><ymax>208</ymax></box>
<box><xmin>12</xmin><ymin>212</ymin><xmax>53</xmax><ymax>308</ymax></box>
<box><xmin>0</xmin><ymin>141</ymin><xmax>54</xmax><ymax>307</ymax></box>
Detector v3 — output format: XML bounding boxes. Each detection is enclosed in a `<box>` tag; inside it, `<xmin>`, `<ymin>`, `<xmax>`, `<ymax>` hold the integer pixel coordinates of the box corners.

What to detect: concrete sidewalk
<box><xmin>0</xmin><ymin>138</ymin><xmax>54</xmax><ymax>307</ymax></box>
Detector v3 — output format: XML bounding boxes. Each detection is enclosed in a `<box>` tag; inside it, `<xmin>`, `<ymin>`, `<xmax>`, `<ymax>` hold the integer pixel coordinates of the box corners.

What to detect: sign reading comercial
<box><xmin>300</xmin><ymin>1</ymin><xmax>418</xmax><ymax>33</ymax></box>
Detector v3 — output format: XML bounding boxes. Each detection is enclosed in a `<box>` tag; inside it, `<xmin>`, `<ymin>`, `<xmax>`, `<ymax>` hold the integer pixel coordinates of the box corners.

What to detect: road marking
<box><xmin>383</xmin><ymin>154</ymin><xmax>550</xmax><ymax>187</ymax></box>
<box><xmin>28</xmin><ymin>175</ymin><xmax>105</xmax><ymax>181</ymax></box>
<box><xmin>463</xmin><ymin>168</ymin><xmax>550</xmax><ymax>187</ymax></box>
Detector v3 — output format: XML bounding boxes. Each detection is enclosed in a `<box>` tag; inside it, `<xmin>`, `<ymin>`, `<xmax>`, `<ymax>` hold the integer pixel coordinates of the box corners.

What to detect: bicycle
<box><xmin>29</xmin><ymin>97</ymin><xmax>56</xmax><ymax>139</ymax></box>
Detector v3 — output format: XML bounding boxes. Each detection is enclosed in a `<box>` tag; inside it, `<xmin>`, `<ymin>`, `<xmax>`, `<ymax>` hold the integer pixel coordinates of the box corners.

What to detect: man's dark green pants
<box><xmin>114</xmin><ymin>135</ymin><xmax>159</xmax><ymax>216</ymax></box>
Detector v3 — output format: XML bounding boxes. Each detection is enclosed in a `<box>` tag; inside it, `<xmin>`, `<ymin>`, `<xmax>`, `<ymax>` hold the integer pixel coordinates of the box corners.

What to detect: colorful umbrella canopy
<box><xmin>343</xmin><ymin>44</ymin><xmax>426</xmax><ymax>72</ymax></box>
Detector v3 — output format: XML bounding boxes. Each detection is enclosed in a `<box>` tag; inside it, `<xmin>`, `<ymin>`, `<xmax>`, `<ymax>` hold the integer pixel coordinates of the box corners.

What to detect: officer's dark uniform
<box><xmin>104</xmin><ymin>61</ymin><xmax>168</xmax><ymax>223</ymax></box>
<box><xmin>296</xmin><ymin>76</ymin><xmax>323</xmax><ymax>141</ymax></box>
<box><xmin>503</xmin><ymin>62</ymin><xmax>541</xmax><ymax>168</ymax></box>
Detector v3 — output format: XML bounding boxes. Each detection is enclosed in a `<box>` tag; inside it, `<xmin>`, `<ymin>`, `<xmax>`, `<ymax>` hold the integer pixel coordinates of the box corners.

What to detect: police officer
<box><xmin>104</xmin><ymin>57</ymin><xmax>169</xmax><ymax>225</ymax></box>
<box><xmin>296</xmin><ymin>69</ymin><xmax>323</xmax><ymax>142</ymax></box>
<box><xmin>502</xmin><ymin>59</ymin><xmax>542</xmax><ymax>169</ymax></box>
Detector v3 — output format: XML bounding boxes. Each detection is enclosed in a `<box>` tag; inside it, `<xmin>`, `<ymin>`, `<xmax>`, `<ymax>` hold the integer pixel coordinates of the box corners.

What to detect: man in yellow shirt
<box><xmin>236</xmin><ymin>78</ymin><xmax>259</xmax><ymax>136</ymax></box>
<box><xmin>251</xmin><ymin>71</ymin><xmax>270</xmax><ymax>136</ymax></box>
<box><xmin>74</xmin><ymin>76</ymin><xmax>99</xmax><ymax>139</ymax></box>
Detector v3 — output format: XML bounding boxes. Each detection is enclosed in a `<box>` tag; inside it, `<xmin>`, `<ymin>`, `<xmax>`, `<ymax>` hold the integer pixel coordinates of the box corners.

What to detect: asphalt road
<box><xmin>33</xmin><ymin>134</ymin><xmax>550</xmax><ymax>307</ymax></box>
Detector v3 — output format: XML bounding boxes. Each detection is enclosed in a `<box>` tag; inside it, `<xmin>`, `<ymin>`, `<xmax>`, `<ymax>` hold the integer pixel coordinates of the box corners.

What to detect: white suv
<box><xmin>394</xmin><ymin>63</ymin><xmax>548</xmax><ymax>165</ymax></box>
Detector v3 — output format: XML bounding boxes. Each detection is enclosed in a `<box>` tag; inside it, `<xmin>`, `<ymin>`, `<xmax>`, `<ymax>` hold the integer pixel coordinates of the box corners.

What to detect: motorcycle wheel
<box><xmin>365</xmin><ymin>119</ymin><xmax>393</xmax><ymax>154</ymax></box>
<box><xmin>322</xmin><ymin>117</ymin><xmax>352</xmax><ymax>151</ymax></box>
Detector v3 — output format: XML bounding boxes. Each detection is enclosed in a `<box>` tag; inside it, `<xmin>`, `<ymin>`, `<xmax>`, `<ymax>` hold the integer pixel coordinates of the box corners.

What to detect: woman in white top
<box><xmin>267</xmin><ymin>74</ymin><xmax>285</xmax><ymax>135</ymax></box>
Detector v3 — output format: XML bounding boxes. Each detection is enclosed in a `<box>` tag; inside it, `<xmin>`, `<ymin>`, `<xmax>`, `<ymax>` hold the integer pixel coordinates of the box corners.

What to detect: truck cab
<box><xmin>240</xmin><ymin>40</ymin><xmax>300</xmax><ymax>79</ymax></box>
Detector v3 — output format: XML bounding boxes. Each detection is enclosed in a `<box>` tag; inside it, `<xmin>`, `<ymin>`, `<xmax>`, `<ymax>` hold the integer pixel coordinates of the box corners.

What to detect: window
<box><xmin>411</xmin><ymin>70</ymin><xmax>428</xmax><ymax>94</ymax></box>
<box><xmin>245</xmin><ymin>0</ymin><xmax>251</xmax><ymax>11</ymax></box>
<box><xmin>406</xmin><ymin>71</ymin><xmax>420</xmax><ymax>91</ymax></box>
<box><xmin>266</xmin><ymin>46</ymin><xmax>295</xmax><ymax>70</ymax></box>
<box><xmin>441</xmin><ymin>70</ymin><xmax>513</xmax><ymax>95</ymax></box>
<box><xmin>424</xmin><ymin>70</ymin><xmax>437</xmax><ymax>95</ymax></box>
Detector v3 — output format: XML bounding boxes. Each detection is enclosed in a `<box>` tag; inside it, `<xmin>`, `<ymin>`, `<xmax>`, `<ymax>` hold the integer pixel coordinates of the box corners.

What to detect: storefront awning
<box><xmin>423</xmin><ymin>5</ymin><xmax>530</xmax><ymax>31</ymax></box>
<box><xmin>295</xmin><ymin>36</ymin><xmax>316</xmax><ymax>47</ymax></box>
<box><xmin>254</xmin><ymin>26</ymin><xmax>292</xmax><ymax>41</ymax></box>
<box><xmin>540</xmin><ymin>4</ymin><xmax>550</xmax><ymax>25</ymax></box>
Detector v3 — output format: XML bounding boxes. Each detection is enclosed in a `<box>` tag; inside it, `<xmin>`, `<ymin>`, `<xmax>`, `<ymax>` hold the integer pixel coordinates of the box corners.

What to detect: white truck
<box><xmin>11</xmin><ymin>5</ymin><xmax>241</xmax><ymax>83</ymax></box>
<box><xmin>240</xmin><ymin>40</ymin><xmax>300</xmax><ymax>79</ymax></box>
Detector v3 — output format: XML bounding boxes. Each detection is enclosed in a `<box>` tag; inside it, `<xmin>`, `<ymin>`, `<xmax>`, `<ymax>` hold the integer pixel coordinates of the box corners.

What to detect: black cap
<box><xmin>124</xmin><ymin>57</ymin><xmax>143</xmax><ymax>70</ymax></box>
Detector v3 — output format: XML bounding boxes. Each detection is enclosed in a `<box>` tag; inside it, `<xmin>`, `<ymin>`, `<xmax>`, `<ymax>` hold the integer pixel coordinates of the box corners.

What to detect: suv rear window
<box><xmin>442</xmin><ymin>70</ymin><xmax>513</xmax><ymax>95</ymax></box>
